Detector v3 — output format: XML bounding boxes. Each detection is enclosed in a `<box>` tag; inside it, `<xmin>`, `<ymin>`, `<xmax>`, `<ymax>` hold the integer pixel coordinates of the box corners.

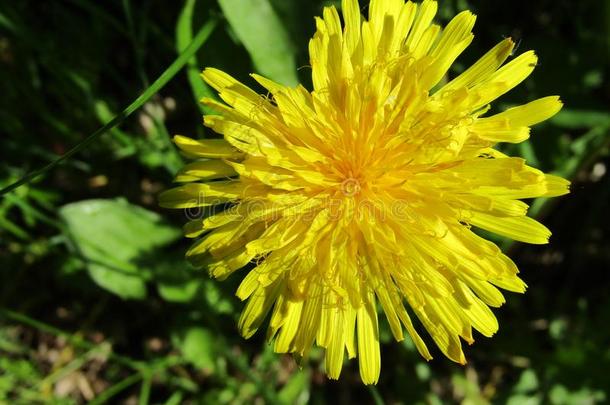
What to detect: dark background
<box><xmin>1</xmin><ymin>0</ymin><xmax>609</xmax><ymax>403</ymax></box>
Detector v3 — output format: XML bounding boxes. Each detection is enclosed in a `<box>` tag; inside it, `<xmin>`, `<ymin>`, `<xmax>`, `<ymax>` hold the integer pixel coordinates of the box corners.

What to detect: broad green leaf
<box><xmin>59</xmin><ymin>199</ymin><xmax>181</xmax><ymax>299</ymax></box>
<box><xmin>218</xmin><ymin>0</ymin><xmax>298</xmax><ymax>86</ymax></box>
<box><xmin>155</xmin><ymin>257</ymin><xmax>203</xmax><ymax>303</ymax></box>
<box><xmin>158</xmin><ymin>279</ymin><xmax>201</xmax><ymax>303</ymax></box>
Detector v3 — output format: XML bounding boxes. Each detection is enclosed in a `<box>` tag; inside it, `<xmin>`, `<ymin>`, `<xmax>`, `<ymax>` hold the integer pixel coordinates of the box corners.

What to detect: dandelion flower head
<box><xmin>160</xmin><ymin>0</ymin><xmax>570</xmax><ymax>384</ymax></box>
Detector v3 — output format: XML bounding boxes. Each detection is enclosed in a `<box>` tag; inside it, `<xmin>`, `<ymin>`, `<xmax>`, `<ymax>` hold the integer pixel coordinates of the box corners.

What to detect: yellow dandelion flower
<box><xmin>160</xmin><ymin>0</ymin><xmax>569</xmax><ymax>384</ymax></box>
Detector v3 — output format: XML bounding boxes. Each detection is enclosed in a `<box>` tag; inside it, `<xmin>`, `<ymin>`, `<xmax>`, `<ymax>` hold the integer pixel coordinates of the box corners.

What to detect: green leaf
<box><xmin>0</xmin><ymin>215</ymin><xmax>30</xmax><ymax>240</ymax></box>
<box><xmin>507</xmin><ymin>395</ymin><xmax>540</xmax><ymax>405</ymax></box>
<box><xmin>172</xmin><ymin>326</ymin><xmax>216</xmax><ymax>373</ymax></box>
<box><xmin>59</xmin><ymin>199</ymin><xmax>181</xmax><ymax>299</ymax></box>
<box><xmin>201</xmin><ymin>280</ymin><xmax>234</xmax><ymax>314</ymax></box>
<box><xmin>513</xmin><ymin>369</ymin><xmax>539</xmax><ymax>394</ymax></box>
<box><xmin>163</xmin><ymin>392</ymin><xmax>184</xmax><ymax>405</ymax></box>
<box><xmin>155</xmin><ymin>258</ymin><xmax>203</xmax><ymax>303</ymax></box>
<box><xmin>158</xmin><ymin>280</ymin><xmax>201</xmax><ymax>303</ymax></box>
<box><xmin>451</xmin><ymin>373</ymin><xmax>486</xmax><ymax>405</ymax></box>
<box><xmin>415</xmin><ymin>362</ymin><xmax>431</xmax><ymax>381</ymax></box>
<box><xmin>218</xmin><ymin>0</ymin><xmax>299</xmax><ymax>86</ymax></box>
<box><xmin>278</xmin><ymin>370</ymin><xmax>309</xmax><ymax>405</ymax></box>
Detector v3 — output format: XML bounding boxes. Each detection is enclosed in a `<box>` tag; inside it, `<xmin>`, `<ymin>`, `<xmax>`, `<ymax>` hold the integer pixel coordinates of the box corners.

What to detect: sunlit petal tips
<box><xmin>161</xmin><ymin>0</ymin><xmax>569</xmax><ymax>384</ymax></box>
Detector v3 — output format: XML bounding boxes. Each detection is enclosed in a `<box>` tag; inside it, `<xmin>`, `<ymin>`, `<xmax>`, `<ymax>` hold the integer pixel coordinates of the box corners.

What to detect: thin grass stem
<box><xmin>0</xmin><ymin>18</ymin><xmax>217</xmax><ymax>196</ymax></box>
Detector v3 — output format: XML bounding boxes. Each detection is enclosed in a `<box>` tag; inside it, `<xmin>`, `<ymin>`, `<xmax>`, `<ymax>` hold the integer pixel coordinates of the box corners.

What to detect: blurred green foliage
<box><xmin>0</xmin><ymin>0</ymin><xmax>609</xmax><ymax>403</ymax></box>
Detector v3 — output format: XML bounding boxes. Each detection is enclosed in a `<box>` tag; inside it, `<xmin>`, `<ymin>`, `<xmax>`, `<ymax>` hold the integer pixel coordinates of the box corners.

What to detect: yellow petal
<box><xmin>238</xmin><ymin>279</ymin><xmax>284</xmax><ymax>339</ymax></box>
<box><xmin>414</xmin><ymin>305</ymin><xmax>466</xmax><ymax>364</ymax></box>
<box><xmin>468</xmin><ymin>212</ymin><xmax>551</xmax><ymax>244</ymax></box>
<box><xmin>173</xmin><ymin>135</ymin><xmax>241</xmax><ymax>159</ymax></box>
<box><xmin>459</xmin><ymin>290</ymin><xmax>499</xmax><ymax>337</ymax></box>
<box><xmin>473</xmin><ymin>50</ymin><xmax>538</xmax><ymax>108</ymax></box>
<box><xmin>273</xmin><ymin>300</ymin><xmax>303</xmax><ymax>352</ymax></box>
<box><xmin>543</xmin><ymin>174</ymin><xmax>571</xmax><ymax>197</ymax></box>
<box><xmin>293</xmin><ymin>284</ymin><xmax>323</xmax><ymax>357</ymax></box>
<box><xmin>174</xmin><ymin>159</ymin><xmax>237</xmax><ymax>182</ymax></box>
<box><xmin>472</xmin><ymin>96</ymin><xmax>563</xmax><ymax>143</ymax></box>
<box><xmin>469</xmin><ymin>118</ymin><xmax>531</xmax><ymax>143</ymax></box>
<box><xmin>405</xmin><ymin>0</ymin><xmax>438</xmax><ymax>51</ymax></box>
<box><xmin>158</xmin><ymin>182</ymin><xmax>242</xmax><ymax>209</ymax></box>
<box><xmin>341</xmin><ymin>0</ymin><xmax>362</xmax><ymax>53</ymax></box>
<box><xmin>490</xmin><ymin>96</ymin><xmax>563</xmax><ymax>127</ymax></box>
<box><xmin>183</xmin><ymin>208</ymin><xmax>242</xmax><ymax>238</ymax></box>
<box><xmin>250</xmin><ymin>73</ymin><xmax>284</xmax><ymax>94</ymax></box>
<box><xmin>441</xmin><ymin>38</ymin><xmax>514</xmax><ymax>92</ymax></box>
<box><xmin>208</xmin><ymin>247</ymin><xmax>255</xmax><ymax>280</ymax></box>
<box><xmin>357</xmin><ymin>292</ymin><xmax>381</xmax><ymax>385</ymax></box>
<box><xmin>201</xmin><ymin>68</ymin><xmax>263</xmax><ymax>108</ymax></box>
<box><xmin>324</xmin><ymin>307</ymin><xmax>346</xmax><ymax>379</ymax></box>
<box><xmin>422</xmin><ymin>11</ymin><xmax>476</xmax><ymax>88</ymax></box>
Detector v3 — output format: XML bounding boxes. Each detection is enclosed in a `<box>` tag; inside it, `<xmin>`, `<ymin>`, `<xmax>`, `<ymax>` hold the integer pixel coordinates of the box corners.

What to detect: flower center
<box><xmin>341</xmin><ymin>177</ymin><xmax>362</xmax><ymax>197</ymax></box>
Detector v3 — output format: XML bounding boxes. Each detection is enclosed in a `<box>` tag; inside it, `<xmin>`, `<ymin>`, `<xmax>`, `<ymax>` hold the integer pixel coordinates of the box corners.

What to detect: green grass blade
<box><xmin>368</xmin><ymin>385</ymin><xmax>386</xmax><ymax>405</ymax></box>
<box><xmin>0</xmin><ymin>18</ymin><xmax>218</xmax><ymax>197</ymax></box>
<box><xmin>222</xmin><ymin>347</ymin><xmax>282</xmax><ymax>404</ymax></box>
<box><xmin>65</xmin><ymin>0</ymin><xmax>129</xmax><ymax>35</ymax></box>
<box><xmin>0</xmin><ymin>216</ymin><xmax>30</xmax><ymax>240</ymax></box>
<box><xmin>39</xmin><ymin>347</ymin><xmax>101</xmax><ymax>387</ymax></box>
<box><xmin>89</xmin><ymin>372</ymin><xmax>143</xmax><ymax>405</ymax></box>
<box><xmin>0</xmin><ymin>308</ymin><xmax>143</xmax><ymax>370</ymax></box>
<box><xmin>139</xmin><ymin>372</ymin><xmax>153</xmax><ymax>405</ymax></box>
<box><xmin>164</xmin><ymin>392</ymin><xmax>184</xmax><ymax>405</ymax></box>
<box><xmin>0</xmin><ymin>9</ymin><xmax>17</xmax><ymax>32</ymax></box>
<box><xmin>176</xmin><ymin>0</ymin><xmax>216</xmax><ymax>114</ymax></box>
